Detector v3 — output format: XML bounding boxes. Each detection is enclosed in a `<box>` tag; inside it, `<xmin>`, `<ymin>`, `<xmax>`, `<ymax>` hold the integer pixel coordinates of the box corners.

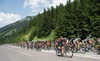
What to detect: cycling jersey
<box><xmin>73</xmin><ymin>38</ymin><xmax>78</xmax><ymax>43</ymax></box>
<box><xmin>58</xmin><ymin>41</ymin><xmax>63</xmax><ymax>47</ymax></box>
<box><xmin>84</xmin><ymin>37</ymin><xmax>90</xmax><ymax>44</ymax></box>
<box><xmin>98</xmin><ymin>38</ymin><xmax>100</xmax><ymax>43</ymax></box>
<box><xmin>70</xmin><ymin>38</ymin><xmax>74</xmax><ymax>44</ymax></box>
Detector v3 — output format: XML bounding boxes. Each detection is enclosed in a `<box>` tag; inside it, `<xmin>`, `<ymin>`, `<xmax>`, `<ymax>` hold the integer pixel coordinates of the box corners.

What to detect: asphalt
<box><xmin>0</xmin><ymin>44</ymin><xmax>100</xmax><ymax>61</ymax></box>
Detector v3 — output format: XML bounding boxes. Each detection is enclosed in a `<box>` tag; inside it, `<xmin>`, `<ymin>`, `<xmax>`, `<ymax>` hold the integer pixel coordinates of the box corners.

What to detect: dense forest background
<box><xmin>0</xmin><ymin>0</ymin><xmax>100</xmax><ymax>44</ymax></box>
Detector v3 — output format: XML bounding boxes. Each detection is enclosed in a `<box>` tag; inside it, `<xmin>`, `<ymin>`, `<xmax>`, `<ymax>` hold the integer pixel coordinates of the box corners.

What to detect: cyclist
<box><xmin>84</xmin><ymin>35</ymin><xmax>93</xmax><ymax>51</ymax></box>
<box><xmin>98</xmin><ymin>38</ymin><xmax>100</xmax><ymax>44</ymax></box>
<box><xmin>30</xmin><ymin>41</ymin><xmax>34</xmax><ymax>50</ymax></box>
<box><xmin>26</xmin><ymin>41</ymin><xmax>29</xmax><ymax>50</ymax></box>
<box><xmin>57</xmin><ymin>36</ymin><xmax>66</xmax><ymax>55</ymax></box>
<box><xmin>70</xmin><ymin>38</ymin><xmax>75</xmax><ymax>44</ymax></box>
<box><xmin>97</xmin><ymin>38</ymin><xmax>100</xmax><ymax>54</ymax></box>
<box><xmin>73</xmin><ymin>37</ymin><xmax>81</xmax><ymax>50</ymax></box>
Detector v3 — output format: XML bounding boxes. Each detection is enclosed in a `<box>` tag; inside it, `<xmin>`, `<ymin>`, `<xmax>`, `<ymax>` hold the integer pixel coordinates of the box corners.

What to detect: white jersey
<box><xmin>73</xmin><ymin>38</ymin><xmax>78</xmax><ymax>43</ymax></box>
<box><xmin>98</xmin><ymin>38</ymin><xmax>100</xmax><ymax>43</ymax></box>
<box><xmin>66</xmin><ymin>39</ymin><xmax>69</xmax><ymax>43</ymax></box>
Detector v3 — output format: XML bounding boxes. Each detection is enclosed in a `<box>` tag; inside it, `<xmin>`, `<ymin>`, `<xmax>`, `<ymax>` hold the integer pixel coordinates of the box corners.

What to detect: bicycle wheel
<box><xmin>73</xmin><ymin>48</ymin><xmax>77</xmax><ymax>53</ymax></box>
<box><xmin>80</xmin><ymin>47</ymin><xmax>86</xmax><ymax>54</ymax></box>
<box><xmin>64</xmin><ymin>48</ymin><xmax>73</xmax><ymax>58</ymax></box>
<box><xmin>56</xmin><ymin>48</ymin><xmax>61</xmax><ymax>56</ymax></box>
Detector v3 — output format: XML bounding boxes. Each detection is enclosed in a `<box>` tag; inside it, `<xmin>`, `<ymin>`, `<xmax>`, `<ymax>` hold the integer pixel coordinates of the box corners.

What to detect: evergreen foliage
<box><xmin>1</xmin><ymin>0</ymin><xmax>100</xmax><ymax>43</ymax></box>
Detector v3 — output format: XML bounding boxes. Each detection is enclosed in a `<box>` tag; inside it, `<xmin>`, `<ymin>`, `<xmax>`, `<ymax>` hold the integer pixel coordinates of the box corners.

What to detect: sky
<box><xmin>0</xmin><ymin>0</ymin><xmax>74</xmax><ymax>28</ymax></box>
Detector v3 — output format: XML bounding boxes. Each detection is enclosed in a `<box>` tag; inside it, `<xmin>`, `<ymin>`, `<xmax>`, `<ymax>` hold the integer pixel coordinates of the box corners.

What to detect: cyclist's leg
<box><xmin>61</xmin><ymin>46</ymin><xmax>64</xmax><ymax>54</ymax></box>
<box><xmin>74</xmin><ymin>42</ymin><xmax>78</xmax><ymax>50</ymax></box>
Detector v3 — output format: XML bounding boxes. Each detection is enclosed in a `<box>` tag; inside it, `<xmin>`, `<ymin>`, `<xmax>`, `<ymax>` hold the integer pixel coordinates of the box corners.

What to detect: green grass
<box><xmin>17</xmin><ymin>27</ymin><xmax>35</xmax><ymax>41</ymax></box>
<box><xmin>33</xmin><ymin>30</ymin><xmax>56</xmax><ymax>41</ymax></box>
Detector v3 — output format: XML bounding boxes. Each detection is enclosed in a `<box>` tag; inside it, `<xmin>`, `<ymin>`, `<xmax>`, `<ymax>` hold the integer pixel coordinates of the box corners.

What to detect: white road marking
<box><xmin>42</xmin><ymin>50</ymin><xmax>55</xmax><ymax>53</ymax></box>
<box><xmin>17</xmin><ymin>51</ymin><xmax>33</xmax><ymax>57</ymax></box>
<box><xmin>9</xmin><ymin>45</ymin><xmax>20</xmax><ymax>48</ymax></box>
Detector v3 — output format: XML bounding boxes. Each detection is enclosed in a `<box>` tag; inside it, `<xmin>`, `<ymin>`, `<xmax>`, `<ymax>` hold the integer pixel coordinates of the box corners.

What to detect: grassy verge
<box><xmin>33</xmin><ymin>30</ymin><xmax>56</xmax><ymax>41</ymax></box>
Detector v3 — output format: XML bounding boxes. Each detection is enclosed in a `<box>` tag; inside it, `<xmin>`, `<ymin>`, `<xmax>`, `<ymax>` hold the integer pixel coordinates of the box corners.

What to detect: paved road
<box><xmin>0</xmin><ymin>44</ymin><xmax>100</xmax><ymax>61</ymax></box>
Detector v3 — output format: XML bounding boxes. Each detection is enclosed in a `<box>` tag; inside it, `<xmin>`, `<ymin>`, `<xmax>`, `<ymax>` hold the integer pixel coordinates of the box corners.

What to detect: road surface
<box><xmin>0</xmin><ymin>44</ymin><xmax>100</xmax><ymax>61</ymax></box>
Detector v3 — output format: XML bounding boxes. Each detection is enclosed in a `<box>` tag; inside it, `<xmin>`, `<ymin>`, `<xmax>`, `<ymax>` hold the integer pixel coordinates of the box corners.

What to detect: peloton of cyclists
<box><xmin>54</xmin><ymin>35</ymin><xmax>95</xmax><ymax>54</ymax></box>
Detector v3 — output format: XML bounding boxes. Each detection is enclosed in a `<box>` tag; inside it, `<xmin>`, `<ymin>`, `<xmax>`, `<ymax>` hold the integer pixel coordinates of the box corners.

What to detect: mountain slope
<box><xmin>0</xmin><ymin>16</ymin><xmax>33</xmax><ymax>37</ymax></box>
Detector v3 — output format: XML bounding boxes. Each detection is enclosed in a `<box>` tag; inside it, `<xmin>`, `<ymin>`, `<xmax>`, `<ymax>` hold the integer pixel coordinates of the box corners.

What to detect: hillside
<box><xmin>0</xmin><ymin>16</ymin><xmax>34</xmax><ymax>37</ymax></box>
<box><xmin>1</xmin><ymin>0</ymin><xmax>100</xmax><ymax>44</ymax></box>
